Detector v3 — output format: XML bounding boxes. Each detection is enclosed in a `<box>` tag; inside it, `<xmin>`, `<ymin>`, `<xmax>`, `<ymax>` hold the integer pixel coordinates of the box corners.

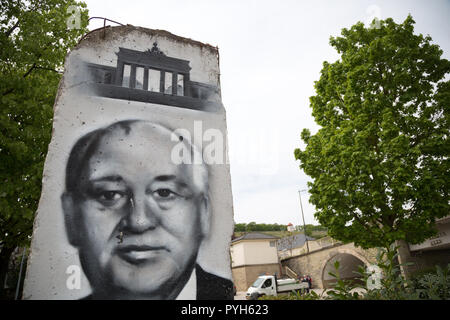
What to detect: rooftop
<box><xmin>277</xmin><ymin>233</ymin><xmax>316</xmax><ymax>251</ymax></box>
<box><xmin>231</xmin><ymin>232</ymin><xmax>279</xmax><ymax>243</ymax></box>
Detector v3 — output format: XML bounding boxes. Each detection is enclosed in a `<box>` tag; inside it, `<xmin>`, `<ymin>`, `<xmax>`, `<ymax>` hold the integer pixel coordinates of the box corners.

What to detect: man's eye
<box><xmin>99</xmin><ymin>191</ymin><xmax>124</xmax><ymax>201</ymax></box>
<box><xmin>154</xmin><ymin>189</ymin><xmax>173</xmax><ymax>198</ymax></box>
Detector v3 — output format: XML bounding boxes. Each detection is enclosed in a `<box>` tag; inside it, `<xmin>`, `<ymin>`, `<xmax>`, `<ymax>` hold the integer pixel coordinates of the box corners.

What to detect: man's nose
<box><xmin>122</xmin><ymin>195</ymin><xmax>158</xmax><ymax>234</ymax></box>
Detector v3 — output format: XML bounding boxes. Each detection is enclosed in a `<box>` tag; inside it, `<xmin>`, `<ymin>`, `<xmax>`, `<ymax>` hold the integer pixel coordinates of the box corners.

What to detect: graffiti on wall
<box><xmin>85</xmin><ymin>43</ymin><xmax>221</xmax><ymax>112</ymax></box>
<box><xmin>23</xmin><ymin>26</ymin><xmax>234</xmax><ymax>300</ymax></box>
<box><xmin>62</xmin><ymin>120</ymin><xmax>232</xmax><ymax>299</ymax></box>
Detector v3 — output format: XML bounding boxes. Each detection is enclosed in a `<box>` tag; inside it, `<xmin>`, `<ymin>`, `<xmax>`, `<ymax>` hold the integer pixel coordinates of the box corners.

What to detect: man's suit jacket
<box><xmin>196</xmin><ymin>264</ymin><xmax>234</xmax><ymax>300</ymax></box>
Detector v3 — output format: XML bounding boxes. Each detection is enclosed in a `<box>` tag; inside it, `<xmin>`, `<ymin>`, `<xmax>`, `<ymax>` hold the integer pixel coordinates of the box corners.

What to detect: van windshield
<box><xmin>251</xmin><ymin>277</ymin><xmax>265</xmax><ymax>288</ymax></box>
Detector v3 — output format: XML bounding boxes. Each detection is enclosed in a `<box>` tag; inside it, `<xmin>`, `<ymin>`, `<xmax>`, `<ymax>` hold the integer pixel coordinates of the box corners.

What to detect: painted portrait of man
<box><xmin>60</xmin><ymin>120</ymin><xmax>233</xmax><ymax>299</ymax></box>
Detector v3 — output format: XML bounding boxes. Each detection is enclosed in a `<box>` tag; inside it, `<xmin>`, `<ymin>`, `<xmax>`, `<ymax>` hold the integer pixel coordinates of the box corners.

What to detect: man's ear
<box><xmin>199</xmin><ymin>194</ymin><xmax>211</xmax><ymax>239</ymax></box>
<box><xmin>61</xmin><ymin>192</ymin><xmax>81</xmax><ymax>247</ymax></box>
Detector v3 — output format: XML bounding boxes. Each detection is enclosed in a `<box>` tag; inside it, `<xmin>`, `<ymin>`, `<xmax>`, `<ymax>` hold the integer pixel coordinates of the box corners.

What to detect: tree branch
<box><xmin>2</xmin><ymin>88</ymin><xmax>14</xmax><ymax>96</ymax></box>
<box><xmin>5</xmin><ymin>20</ymin><xmax>20</xmax><ymax>38</ymax></box>
<box><xmin>22</xmin><ymin>62</ymin><xmax>37</xmax><ymax>78</ymax></box>
<box><xmin>2</xmin><ymin>52</ymin><xmax>48</xmax><ymax>96</ymax></box>
<box><xmin>34</xmin><ymin>66</ymin><xmax>62</xmax><ymax>74</ymax></box>
<box><xmin>351</xmin><ymin>210</ymin><xmax>373</xmax><ymax>234</ymax></box>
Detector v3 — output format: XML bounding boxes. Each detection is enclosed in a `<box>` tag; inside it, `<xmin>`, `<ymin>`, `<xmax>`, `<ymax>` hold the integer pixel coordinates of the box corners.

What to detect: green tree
<box><xmin>234</xmin><ymin>223</ymin><xmax>246</xmax><ymax>232</ymax></box>
<box><xmin>294</xmin><ymin>15</ymin><xmax>449</xmax><ymax>249</ymax></box>
<box><xmin>298</xmin><ymin>224</ymin><xmax>328</xmax><ymax>237</ymax></box>
<box><xmin>246</xmin><ymin>222</ymin><xmax>258</xmax><ymax>232</ymax></box>
<box><xmin>0</xmin><ymin>0</ymin><xmax>88</xmax><ymax>298</ymax></box>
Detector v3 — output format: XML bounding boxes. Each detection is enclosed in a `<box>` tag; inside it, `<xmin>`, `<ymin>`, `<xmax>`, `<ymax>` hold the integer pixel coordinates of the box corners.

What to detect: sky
<box><xmin>82</xmin><ymin>0</ymin><xmax>450</xmax><ymax>227</ymax></box>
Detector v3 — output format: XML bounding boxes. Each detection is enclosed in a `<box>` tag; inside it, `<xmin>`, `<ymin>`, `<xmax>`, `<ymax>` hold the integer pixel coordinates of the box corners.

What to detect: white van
<box><xmin>246</xmin><ymin>275</ymin><xmax>309</xmax><ymax>299</ymax></box>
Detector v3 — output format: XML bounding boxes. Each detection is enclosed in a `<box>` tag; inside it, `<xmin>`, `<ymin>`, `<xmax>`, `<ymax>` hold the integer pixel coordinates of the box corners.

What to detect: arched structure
<box><xmin>320</xmin><ymin>250</ymin><xmax>369</xmax><ymax>288</ymax></box>
<box><xmin>281</xmin><ymin>242</ymin><xmax>379</xmax><ymax>289</ymax></box>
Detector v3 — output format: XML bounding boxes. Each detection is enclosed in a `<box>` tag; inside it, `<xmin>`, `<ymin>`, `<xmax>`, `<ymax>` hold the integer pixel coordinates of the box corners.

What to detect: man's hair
<box><xmin>65</xmin><ymin>120</ymin><xmax>209</xmax><ymax>196</ymax></box>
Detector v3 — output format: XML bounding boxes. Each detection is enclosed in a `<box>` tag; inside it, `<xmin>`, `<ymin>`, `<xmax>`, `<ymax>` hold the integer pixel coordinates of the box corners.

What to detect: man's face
<box><xmin>64</xmin><ymin>124</ymin><xmax>208</xmax><ymax>299</ymax></box>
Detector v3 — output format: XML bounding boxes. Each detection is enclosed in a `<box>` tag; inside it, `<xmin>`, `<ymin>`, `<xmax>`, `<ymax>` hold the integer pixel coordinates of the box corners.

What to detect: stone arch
<box><xmin>320</xmin><ymin>248</ymin><xmax>371</xmax><ymax>289</ymax></box>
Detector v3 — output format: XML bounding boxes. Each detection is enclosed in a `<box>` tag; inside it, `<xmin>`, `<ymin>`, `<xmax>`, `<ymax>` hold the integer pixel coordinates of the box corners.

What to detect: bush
<box><xmin>410</xmin><ymin>265</ymin><xmax>450</xmax><ymax>300</ymax></box>
<box><xmin>258</xmin><ymin>290</ymin><xmax>322</xmax><ymax>300</ymax></box>
<box><xmin>260</xmin><ymin>244</ymin><xmax>450</xmax><ymax>300</ymax></box>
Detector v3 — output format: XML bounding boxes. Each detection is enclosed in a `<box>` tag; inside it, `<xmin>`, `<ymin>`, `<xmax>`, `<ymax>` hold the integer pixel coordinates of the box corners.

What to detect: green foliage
<box><xmin>0</xmin><ymin>0</ymin><xmax>89</xmax><ymax>250</ymax></box>
<box><xmin>234</xmin><ymin>222</ymin><xmax>288</xmax><ymax>232</ymax></box>
<box><xmin>360</xmin><ymin>245</ymin><xmax>420</xmax><ymax>300</ymax></box>
<box><xmin>263</xmin><ymin>245</ymin><xmax>450</xmax><ymax>300</ymax></box>
<box><xmin>351</xmin><ymin>245</ymin><xmax>450</xmax><ymax>300</ymax></box>
<box><xmin>298</xmin><ymin>224</ymin><xmax>328</xmax><ymax>237</ymax></box>
<box><xmin>325</xmin><ymin>261</ymin><xmax>360</xmax><ymax>300</ymax></box>
<box><xmin>295</xmin><ymin>15</ymin><xmax>450</xmax><ymax>249</ymax></box>
<box><xmin>326</xmin><ymin>245</ymin><xmax>450</xmax><ymax>300</ymax></box>
<box><xmin>258</xmin><ymin>290</ymin><xmax>321</xmax><ymax>300</ymax></box>
<box><xmin>234</xmin><ymin>222</ymin><xmax>328</xmax><ymax>238</ymax></box>
<box><xmin>411</xmin><ymin>264</ymin><xmax>450</xmax><ymax>300</ymax></box>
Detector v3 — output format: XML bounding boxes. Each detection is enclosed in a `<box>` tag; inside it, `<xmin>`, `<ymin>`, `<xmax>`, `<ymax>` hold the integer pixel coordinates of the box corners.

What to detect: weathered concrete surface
<box><xmin>23</xmin><ymin>25</ymin><xmax>234</xmax><ymax>299</ymax></box>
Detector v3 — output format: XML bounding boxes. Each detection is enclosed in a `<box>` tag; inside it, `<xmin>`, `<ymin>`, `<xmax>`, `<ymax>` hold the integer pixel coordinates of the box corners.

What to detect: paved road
<box><xmin>234</xmin><ymin>291</ymin><xmax>247</xmax><ymax>300</ymax></box>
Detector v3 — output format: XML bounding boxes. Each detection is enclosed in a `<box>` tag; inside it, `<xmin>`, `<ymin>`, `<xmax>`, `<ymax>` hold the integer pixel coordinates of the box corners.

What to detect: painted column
<box><xmin>23</xmin><ymin>26</ymin><xmax>234</xmax><ymax>300</ymax></box>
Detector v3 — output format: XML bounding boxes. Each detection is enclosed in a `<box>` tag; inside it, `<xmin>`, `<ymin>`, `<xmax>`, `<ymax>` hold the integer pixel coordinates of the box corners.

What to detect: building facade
<box><xmin>230</xmin><ymin>233</ymin><xmax>282</xmax><ymax>292</ymax></box>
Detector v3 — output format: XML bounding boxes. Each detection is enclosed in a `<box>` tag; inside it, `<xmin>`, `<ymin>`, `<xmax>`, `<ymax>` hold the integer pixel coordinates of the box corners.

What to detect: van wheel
<box><xmin>249</xmin><ymin>292</ymin><xmax>259</xmax><ymax>300</ymax></box>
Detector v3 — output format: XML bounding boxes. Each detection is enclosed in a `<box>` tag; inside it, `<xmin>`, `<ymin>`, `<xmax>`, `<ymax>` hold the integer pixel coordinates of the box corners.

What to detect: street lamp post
<box><xmin>298</xmin><ymin>189</ymin><xmax>310</xmax><ymax>254</ymax></box>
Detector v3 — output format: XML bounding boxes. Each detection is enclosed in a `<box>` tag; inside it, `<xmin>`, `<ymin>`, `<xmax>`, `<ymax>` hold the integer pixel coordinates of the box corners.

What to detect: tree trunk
<box><xmin>0</xmin><ymin>245</ymin><xmax>16</xmax><ymax>299</ymax></box>
<box><xmin>395</xmin><ymin>239</ymin><xmax>418</xmax><ymax>280</ymax></box>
